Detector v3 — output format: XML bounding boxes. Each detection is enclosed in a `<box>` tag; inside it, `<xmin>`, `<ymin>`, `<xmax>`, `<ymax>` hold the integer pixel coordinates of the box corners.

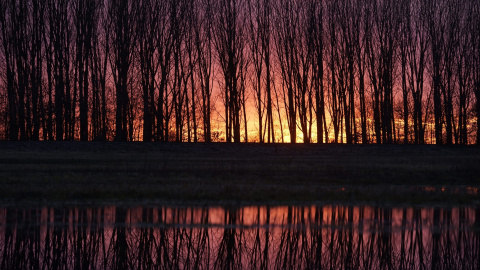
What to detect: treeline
<box><xmin>1</xmin><ymin>0</ymin><xmax>479</xmax><ymax>143</ymax></box>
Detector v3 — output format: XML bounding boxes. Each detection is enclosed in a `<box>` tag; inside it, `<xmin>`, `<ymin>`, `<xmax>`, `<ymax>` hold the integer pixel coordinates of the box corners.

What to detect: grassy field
<box><xmin>1</xmin><ymin>141</ymin><xmax>479</xmax><ymax>206</ymax></box>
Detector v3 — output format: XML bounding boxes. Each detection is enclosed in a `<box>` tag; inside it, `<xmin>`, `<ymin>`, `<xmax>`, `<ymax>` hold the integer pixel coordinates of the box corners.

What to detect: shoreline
<box><xmin>1</xmin><ymin>142</ymin><xmax>479</xmax><ymax>206</ymax></box>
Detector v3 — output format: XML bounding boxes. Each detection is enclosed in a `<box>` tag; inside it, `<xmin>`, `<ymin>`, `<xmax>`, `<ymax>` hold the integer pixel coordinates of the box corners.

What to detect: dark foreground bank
<box><xmin>0</xmin><ymin>142</ymin><xmax>479</xmax><ymax>206</ymax></box>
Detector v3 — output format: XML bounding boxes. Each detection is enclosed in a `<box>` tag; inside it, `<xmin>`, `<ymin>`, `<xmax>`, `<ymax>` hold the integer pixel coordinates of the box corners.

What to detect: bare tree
<box><xmin>364</xmin><ymin>0</ymin><xmax>399</xmax><ymax>144</ymax></box>
<box><xmin>400</xmin><ymin>0</ymin><xmax>429</xmax><ymax>144</ymax></box>
<box><xmin>427</xmin><ymin>0</ymin><xmax>445</xmax><ymax>144</ymax></box>
<box><xmin>29</xmin><ymin>0</ymin><xmax>44</xmax><ymax>140</ymax></box>
<box><xmin>0</xmin><ymin>0</ymin><xmax>18</xmax><ymax>140</ymax></box>
<box><xmin>336</xmin><ymin>0</ymin><xmax>358</xmax><ymax>144</ymax></box>
<box><xmin>72</xmin><ymin>0</ymin><xmax>97</xmax><ymax>141</ymax></box>
<box><xmin>213</xmin><ymin>0</ymin><xmax>246</xmax><ymax>143</ymax></box>
<box><xmin>245</xmin><ymin>0</ymin><xmax>275</xmax><ymax>143</ymax></box>
<box><xmin>456</xmin><ymin>3</ymin><xmax>474</xmax><ymax>145</ymax></box>
<box><xmin>169</xmin><ymin>0</ymin><xmax>188</xmax><ymax>142</ymax></box>
<box><xmin>247</xmin><ymin>0</ymin><xmax>265</xmax><ymax>142</ymax></box>
<box><xmin>107</xmin><ymin>0</ymin><xmax>138</xmax><ymax>141</ymax></box>
<box><xmin>326</xmin><ymin>0</ymin><xmax>341</xmax><ymax>143</ymax></box>
<box><xmin>473</xmin><ymin>0</ymin><xmax>480</xmax><ymax>144</ymax></box>
<box><xmin>45</xmin><ymin>0</ymin><xmax>73</xmax><ymax>141</ymax></box>
<box><xmin>354</xmin><ymin>1</ymin><xmax>368</xmax><ymax>144</ymax></box>
<box><xmin>274</xmin><ymin>0</ymin><xmax>296</xmax><ymax>143</ymax></box>
<box><xmin>274</xmin><ymin>0</ymin><xmax>316</xmax><ymax>143</ymax></box>
<box><xmin>90</xmin><ymin>1</ymin><xmax>109</xmax><ymax>140</ymax></box>
<box><xmin>0</xmin><ymin>0</ymin><xmax>45</xmax><ymax>141</ymax></box>
<box><xmin>184</xmin><ymin>0</ymin><xmax>199</xmax><ymax>142</ymax></box>
<box><xmin>137</xmin><ymin>0</ymin><xmax>160</xmax><ymax>142</ymax></box>
<box><xmin>441</xmin><ymin>0</ymin><xmax>460</xmax><ymax>144</ymax></box>
<box><xmin>194</xmin><ymin>0</ymin><xmax>214</xmax><ymax>142</ymax></box>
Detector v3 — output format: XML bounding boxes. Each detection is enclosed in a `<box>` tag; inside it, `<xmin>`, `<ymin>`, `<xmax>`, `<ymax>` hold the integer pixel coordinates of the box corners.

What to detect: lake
<box><xmin>1</xmin><ymin>204</ymin><xmax>479</xmax><ymax>269</ymax></box>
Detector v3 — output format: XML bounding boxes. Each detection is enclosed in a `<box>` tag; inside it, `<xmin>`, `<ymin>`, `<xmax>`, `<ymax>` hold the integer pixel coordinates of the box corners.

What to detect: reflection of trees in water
<box><xmin>214</xmin><ymin>207</ymin><xmax>241</xmax><ymax>270</ymax></box>
<box><xmin>0</xmin><ymin>205</ymin><xmax>479</xmax><ymax>269</ymax></box>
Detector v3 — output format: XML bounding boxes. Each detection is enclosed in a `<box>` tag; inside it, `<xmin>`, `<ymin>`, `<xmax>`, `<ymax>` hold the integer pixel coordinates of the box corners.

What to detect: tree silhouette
<box><xmin>1</xmin><ymin>0</ymin><xmax>480</xmax><ymax>143</ymax></box>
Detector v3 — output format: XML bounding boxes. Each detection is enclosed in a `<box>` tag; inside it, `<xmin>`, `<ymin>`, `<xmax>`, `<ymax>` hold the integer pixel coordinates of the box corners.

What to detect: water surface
<box><xmin>1</xmin><ymin>205</ymin><xmax>479</xmax><ymax>269</ymax></box>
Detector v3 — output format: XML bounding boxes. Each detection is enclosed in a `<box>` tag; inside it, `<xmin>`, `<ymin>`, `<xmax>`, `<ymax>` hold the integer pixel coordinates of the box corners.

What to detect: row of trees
<box><xmin>1</xmin><ymin>0</ymin><xmax>480</xmax><ymax>143</ymax></box>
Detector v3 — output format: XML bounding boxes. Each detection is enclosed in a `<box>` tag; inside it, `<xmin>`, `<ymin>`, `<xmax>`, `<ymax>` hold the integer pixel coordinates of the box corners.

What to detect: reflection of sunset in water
<box><xmin>1</xmin><ymin>205</ymin><xmax>478</xmax><ymax>269</ymax></box>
